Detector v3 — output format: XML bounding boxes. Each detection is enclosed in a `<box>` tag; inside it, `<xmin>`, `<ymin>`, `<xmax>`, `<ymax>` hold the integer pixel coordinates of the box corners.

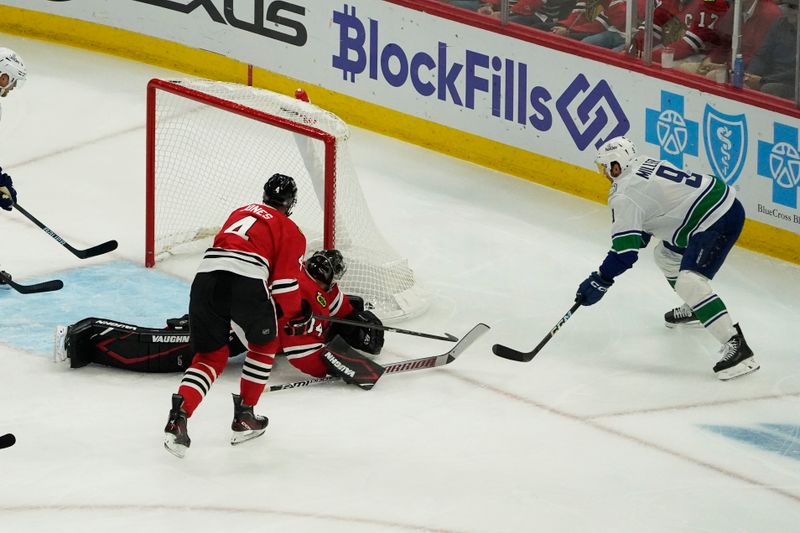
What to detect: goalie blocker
<box><xmin>54</xmin><ymin>303</ymin><xmax>384</xmax><ymax>375</ymax></box>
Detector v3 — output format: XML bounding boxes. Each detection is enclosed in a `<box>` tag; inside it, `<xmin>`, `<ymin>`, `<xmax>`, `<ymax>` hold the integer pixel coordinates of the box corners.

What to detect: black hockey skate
<box><xmin>713</xmin><ymin>324</ymin><xmax>759</xmax><ymax>381</ymax></box>
<box><xmin>164</xmin><ymin>394</ymin><xmax>191</xmax><ymax>458</ymax></box>
<box><xmin>231</xmin><ymin>394</ymin><xmax>268</xmax><ymax>445</ymax></box>
<box><xmin>664</xmin><ymin>304</ymin><xmax>701</xmax><ymax>328</ymax></box>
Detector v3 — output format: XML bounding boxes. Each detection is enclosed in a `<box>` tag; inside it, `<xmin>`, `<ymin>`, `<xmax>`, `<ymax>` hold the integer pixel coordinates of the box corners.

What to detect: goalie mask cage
<box><xmin>145</xmin><ymin>78</ymin><xmax>428</xmax><ymax>321</ymax></box>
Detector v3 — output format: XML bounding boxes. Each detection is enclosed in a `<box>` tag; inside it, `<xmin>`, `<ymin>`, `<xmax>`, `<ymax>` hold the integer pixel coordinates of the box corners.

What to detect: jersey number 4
<box><xmin>224</xmin><ymin>216</ymin><xmax>257</xmax><ymax>240</ymax></box>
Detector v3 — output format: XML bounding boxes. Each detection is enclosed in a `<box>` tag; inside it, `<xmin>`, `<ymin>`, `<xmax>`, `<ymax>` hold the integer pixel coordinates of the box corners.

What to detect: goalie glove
<box><xmin>332</xmin><ymin>309</ymin><xmax>385</xmax><ymax>355</ymax></box>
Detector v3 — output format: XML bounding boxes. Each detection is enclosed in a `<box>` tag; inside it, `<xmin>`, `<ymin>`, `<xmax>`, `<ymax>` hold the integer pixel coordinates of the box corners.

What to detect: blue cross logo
<box><xmin>758</xmin><ymin>123</ymin><xmax>800</xmax><ymax>209</ymax></box>
<box><xmin>645</xmin><ymin>90</ymin><xmax>699</xmax><ymax>167</ymax></box>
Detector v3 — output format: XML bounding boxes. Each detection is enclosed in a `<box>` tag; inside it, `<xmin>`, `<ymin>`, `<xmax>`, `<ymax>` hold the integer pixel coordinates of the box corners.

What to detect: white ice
<box><xmin>1</xmin><ymin>36</ymin><xmax>799</xmax><ymax>533</ymax></box>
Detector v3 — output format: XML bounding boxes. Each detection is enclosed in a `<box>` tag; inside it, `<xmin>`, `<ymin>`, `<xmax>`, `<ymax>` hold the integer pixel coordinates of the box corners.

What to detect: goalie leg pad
<box><xmin>322</xmin><ymin>336</ymin><xmax>385</xmax><ymax>391</ymax></box>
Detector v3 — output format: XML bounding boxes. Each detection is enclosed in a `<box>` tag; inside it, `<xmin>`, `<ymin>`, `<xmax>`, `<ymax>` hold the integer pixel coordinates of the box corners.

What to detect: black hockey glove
<box><xmin>335</xmin><ymin>309</ymin><xmax>384</xmax><ymax>355</ymax></box>
<box><xmin>576</xmin><ymin>272</ymin><xmax>613</xmax><ymax>306</ymax></box>
<box><xmin>0</xmin><ymin>168</ymin><xmax>17</xmax><ymax>211</ymax></box>
<box><xmin>166</xmin><ymin>314</ymin><xmax>190</xmax><ymax>331</ymax></box>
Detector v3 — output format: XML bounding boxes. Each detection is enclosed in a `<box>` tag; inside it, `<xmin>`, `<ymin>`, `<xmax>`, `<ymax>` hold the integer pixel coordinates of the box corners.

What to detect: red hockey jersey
<box><xmin>279</xmin><ymin>269</ymin><xmax>354</xmax><ymax>377</ymax></box>
<box><xmin>197</xmin><ymin>203</ymin><xmax>306</xmax><ymax>319</ymax></box>
<box><xmin>706</xmin><ymin>0</ymin><xmax>781</xmax><ymax>65</ymax></box>
<box><xmin>635</xmin><ymin>0</ymin><xmax>730</xmax><ymax>60</ymax></box>
<box><xmin>558</xmin><ymin>0</ymin><xmax>628</xmax><ymax>35</ymax></box>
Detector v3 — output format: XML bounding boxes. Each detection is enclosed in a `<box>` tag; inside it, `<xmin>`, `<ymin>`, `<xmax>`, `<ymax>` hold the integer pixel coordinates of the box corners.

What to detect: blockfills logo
<box><xmin>702</xmin><ymin>105</ymin><xmax>747</xmax><ymax>185</ymax></box>
<box><xmin>758</xmin><ymin>122</ymin><xmax>800</xmax><ymax>209</ymax></box>
<box><xmin>645</xmin><ymin>90</ymin><xmax>699</xmax><ymax>167</ymax></box>
<box><xmin>331</xmin><ymin>4</ymin><xmax>628</xmax><ymax>151</ymax></box>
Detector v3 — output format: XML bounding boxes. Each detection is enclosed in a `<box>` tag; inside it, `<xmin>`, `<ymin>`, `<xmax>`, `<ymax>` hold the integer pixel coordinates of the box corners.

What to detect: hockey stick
<box><xmin>12</xmin><ymin>202</ymin><xmax>118</xmax><ymax>259</ymax></box>
<box><xmin>0</xmin><ymin>270</ymin><xmax>63</xmax><ymax>294</ymax></box>
<box><xmin>268</xmin><ymin>322</ymin><xmax>490</xmax><ymax>392</ymax></box>
<box><xmin>492</xmin><ymin>301</ymin><xmax>581</xmax><ymax>362</ymax></box>
<box><xmin>0</xmin><ymin>433</ymin><xmax>16</xmax><ymax>449</ymax></box>
<box><xmin>314</xmin><ymin>314</ymin><xmax>458</xmax><ymax>342</ymax></box>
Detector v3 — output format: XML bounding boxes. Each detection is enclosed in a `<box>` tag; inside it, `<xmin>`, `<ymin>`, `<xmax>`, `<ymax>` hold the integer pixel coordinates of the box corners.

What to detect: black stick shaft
<box><xmin>312</xmin><ymin>314</ymin><xmax>458</xmax><ymax>342</ymax></box>
<box><xmin>13</xmin><ymin>202</ymin><xmax>117</xmax><ymax>259</ymax></box>
<box><xmin>492</xmin><ymin>302</ymin><xmax>581</xmax><ymax>362</ymax></box>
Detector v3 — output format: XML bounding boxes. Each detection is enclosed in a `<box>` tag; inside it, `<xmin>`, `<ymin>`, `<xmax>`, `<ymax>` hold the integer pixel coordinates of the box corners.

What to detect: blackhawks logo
<box><xmin>316</xmin><ymin>291</ymin><xmax>327</xmax><ymax>307</ymax></box>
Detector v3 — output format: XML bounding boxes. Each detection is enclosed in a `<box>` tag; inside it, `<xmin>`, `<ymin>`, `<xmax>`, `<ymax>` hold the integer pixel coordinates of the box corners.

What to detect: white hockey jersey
<box><xmin>608</xmin><ymin>156</ymin><xmax>736</xmax><ymax>253</ymax></box>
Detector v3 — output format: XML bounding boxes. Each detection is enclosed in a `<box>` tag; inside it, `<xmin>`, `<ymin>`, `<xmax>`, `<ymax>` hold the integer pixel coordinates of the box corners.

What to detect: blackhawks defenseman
<box><xmin>574</xmin><ymin>136</ymin><xmax>758</xmax><ymax>380</ymax></box>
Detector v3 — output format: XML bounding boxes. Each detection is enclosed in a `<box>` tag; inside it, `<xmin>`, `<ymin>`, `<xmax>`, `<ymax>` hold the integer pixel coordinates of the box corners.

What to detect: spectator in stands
<box><xmin>744</xmin><ymin>0</ymin><xmax>798</xmax><ymax>98</ymax></box>
<box><xmin>632</xmin><ymin>0</ymin><xmax>730</xmax><ymax>65</ymax></box>
<box><xmin>680</xmin><ymin>0</ymin><xmax>781</xmax><ymax>80</ymax></box>
<box><xmin>550</xmin><ymin>0</ymin><xmax>628</xmax><ymax>48</ymax></box>
<box><xmin>478</xmin><ymin>0</ymin><xmax>577</xmax><ymax>31</ymax></box>
<box><xmin>438</xmin><ymin>0</ymin><xmax>485</xmax><ymax>10</ymax></box>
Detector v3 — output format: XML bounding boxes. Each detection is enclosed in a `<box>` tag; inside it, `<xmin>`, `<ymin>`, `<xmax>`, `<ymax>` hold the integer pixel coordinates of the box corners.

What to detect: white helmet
<box><xmin>0</xmin><ymin>48</ymin><xmax>26</xmax><ymax>97</ymax></box>
<box><xmin>595</xmin><ymin>136</ymin><xmax>637</xmax><ymax>179</ymax></box>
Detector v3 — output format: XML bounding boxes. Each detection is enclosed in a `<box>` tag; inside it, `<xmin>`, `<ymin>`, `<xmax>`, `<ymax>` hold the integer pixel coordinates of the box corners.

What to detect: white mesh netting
<box><xmin>148</xmin><ymin>79</ymin><xmax>428</xmax><ymax>321</ymax></box>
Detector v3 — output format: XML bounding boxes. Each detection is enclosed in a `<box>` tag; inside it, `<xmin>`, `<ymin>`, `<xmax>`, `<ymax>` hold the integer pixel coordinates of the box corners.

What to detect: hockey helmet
<box><xmin>306</xmin><ymin>249</ymin><xmax>347</xmax><ymax>290</ymax></box>
<box><xmin>0</xmin><ymin>48</ymin><xmax>26</xmax><ymax>97</ymax></box>
<box><xmin>595</xmin><ymin>136</ymin><xmax>637</xmax><ymax>179</ymax></box>
<box><xmin>263</xmin><ymin>173</ymin><xmax>298</xmax><ymax>215</ymax></box>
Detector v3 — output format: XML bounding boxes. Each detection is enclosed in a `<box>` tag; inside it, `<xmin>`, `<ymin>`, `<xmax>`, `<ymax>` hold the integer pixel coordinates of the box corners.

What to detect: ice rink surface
<box><xmin>1</xmin><ymin>36</ymin><xmax>799</xmax><ymax>533</ymax></box>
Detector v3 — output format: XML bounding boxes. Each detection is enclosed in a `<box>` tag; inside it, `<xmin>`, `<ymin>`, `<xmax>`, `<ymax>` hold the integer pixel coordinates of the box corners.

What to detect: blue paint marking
<box><xmin>702</xmin><ymin>424</ymin><xmax>800</xmax><ymax>461</ymax></box>
<box><xmin>0</xmin><ymin>261</ymin><xmax>189</xmax><ymax>356</ymax></box>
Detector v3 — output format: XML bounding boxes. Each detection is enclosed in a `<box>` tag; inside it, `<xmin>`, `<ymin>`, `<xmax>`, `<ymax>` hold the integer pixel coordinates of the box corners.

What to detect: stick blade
<box><xmin>0</xmin><ymin>433</ymin><xmax>16</xmax><ymax>449</ymax></box>
<box><xmin>73</xmin><ymin>239</ymin><xmax>118</xmax><ymax>259</ymax></box>
<box><xmin>492</xmin><ymin>343</ymin><xmax>534</xmax><ymax>362</ymax></box>
<box><xmin>7</xmin><ymin>279</ymin><xmax>64</xmax><ymax>294</ymax></box>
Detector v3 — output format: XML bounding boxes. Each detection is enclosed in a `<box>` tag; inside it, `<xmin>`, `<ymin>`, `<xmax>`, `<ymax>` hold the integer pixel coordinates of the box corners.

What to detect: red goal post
<box><xmin>145</xmin><ymin>78</ymin><xmax>428</xmax><ymax>321</ymax></box>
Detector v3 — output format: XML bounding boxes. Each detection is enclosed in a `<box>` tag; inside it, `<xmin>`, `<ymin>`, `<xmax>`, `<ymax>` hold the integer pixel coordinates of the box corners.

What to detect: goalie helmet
<box><xmin>595</xmin><ymin>136</ymin><xmax>637</xmax><ymax>179</ymax></box>
<box><xmin>306</xmin><ymin>249</ymin><xmax>346</xmax><ymax>290</ymax></box>
<box><xmin>262</xmin><ymin>173</ymin><xmax>297</xmax><ymax>215</ymax></box>
<box><xmin>0</xmin><ymin>48</ymin><xmax>26</xmax><ymax>97</ymax></box>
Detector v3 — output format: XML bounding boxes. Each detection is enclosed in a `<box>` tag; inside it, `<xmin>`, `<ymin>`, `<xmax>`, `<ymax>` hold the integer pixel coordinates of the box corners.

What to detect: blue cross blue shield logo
<box><xmin>758</xmin><ymin>123</ymin><xmax>800</xmax><ymax>209</ymax></box>
<box><xmin>645</xmin><ymin>91</ymin><xmax>699</xmax><ymax>167</ymax></box>
<box><xmin>703</xmin><ymin>105</ymin><xmax>747</xmax><ymax>185</ymax></box>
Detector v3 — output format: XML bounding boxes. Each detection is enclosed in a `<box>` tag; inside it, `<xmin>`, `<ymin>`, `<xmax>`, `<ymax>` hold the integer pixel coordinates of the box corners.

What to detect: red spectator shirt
<box><xmin>558</xmin><ymin>0</ymin><xmax>628</xmax><ymax>35</ymax></box>
<box><xmin>707</xmin><ymin>0</ymin><xmax>781</xmax><ymax>65</ymax></box>
<box><xmin>636</xmin><ymin>0</ymin><xmax>729</xmax><ymax>60</ymax></box>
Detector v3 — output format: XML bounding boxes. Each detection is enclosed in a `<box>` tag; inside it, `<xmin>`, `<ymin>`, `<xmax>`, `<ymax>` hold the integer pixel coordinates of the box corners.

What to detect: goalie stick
<box><xmin>0</xmin><ymin>433</ymin><xmax>16</xmax><ymax>449</ymax></box>
<box><xmin>12</xmin><ymin>202</ymin><xmax>118</xmax><ymax>259</ymax></box>
<box><xmin>314</xmin><ymin>314</ymin><xmax>458</xmax><ymax>342</ymax></box>
<box><xmin>268</xmin><ymin>322</ymin><xmax>490</xmax><ymax>392</ymax></box>
<box><xmin>492</xmin><ymin>302</ymin><xmax>581</xmax><ymax>362</ymax></box>
<box><xmin>0</xmin><ymin>271</ymin><xmax>63</xmax><ymax>294</ymax></box>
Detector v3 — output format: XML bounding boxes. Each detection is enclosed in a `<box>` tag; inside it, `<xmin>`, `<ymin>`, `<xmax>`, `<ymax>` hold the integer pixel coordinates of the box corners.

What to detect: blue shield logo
<box><xmin>703</xmin><ymin>105</ymin><xmax>747</xmax><ymax>185</ymax></box>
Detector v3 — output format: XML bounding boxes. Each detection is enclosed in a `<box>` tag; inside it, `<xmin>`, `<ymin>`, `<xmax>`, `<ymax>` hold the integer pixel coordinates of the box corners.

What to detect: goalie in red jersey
<box><xmin>280</xmin><ymin>249</ymin><xmax>384</xmax><ymax>378</ymax></box>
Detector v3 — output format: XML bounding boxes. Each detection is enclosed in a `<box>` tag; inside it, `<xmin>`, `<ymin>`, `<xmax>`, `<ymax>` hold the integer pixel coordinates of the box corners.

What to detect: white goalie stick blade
<box><xmin>267</xmin><ymin>323</ymin><xmax>490</xmax><ymax>392</ymax></box>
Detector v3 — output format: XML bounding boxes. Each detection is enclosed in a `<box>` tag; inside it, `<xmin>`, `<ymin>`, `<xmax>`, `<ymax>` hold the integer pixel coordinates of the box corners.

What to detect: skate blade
<box><xmin>230</xmin><ymin>428</ymin><xmax>266</xmax><ymax>446</ymax></box>
<box><xmin>164</xmin><ymin>436</ymin><xmax>188</xmax><ymax>458</ymax></box>
<box><xmin>664</xmin><ymin>321</ymin><xmax>702</xmax><ymax>329</ymax></box>
<box><xmin>715</xmin><ymin>358</ymin><xmax>760</xmax><ymax>381</ymax></box>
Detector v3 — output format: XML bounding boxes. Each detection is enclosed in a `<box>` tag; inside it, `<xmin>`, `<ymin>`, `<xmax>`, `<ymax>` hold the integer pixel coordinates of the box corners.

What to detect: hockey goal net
<box><xmin>145</xmin><ymin>78</ymin><xmax>428</xmax><ymax>321</ymax></box>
